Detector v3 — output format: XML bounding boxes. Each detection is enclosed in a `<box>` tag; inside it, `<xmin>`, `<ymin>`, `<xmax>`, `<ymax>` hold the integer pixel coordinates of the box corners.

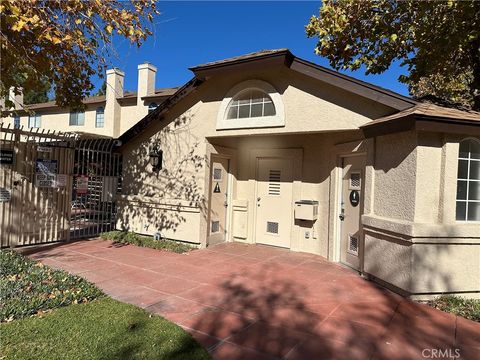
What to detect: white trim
<box><xmin>216</xmin><ymin>79</ymin><xmax>285</xmax><ymax>130</ymax></box>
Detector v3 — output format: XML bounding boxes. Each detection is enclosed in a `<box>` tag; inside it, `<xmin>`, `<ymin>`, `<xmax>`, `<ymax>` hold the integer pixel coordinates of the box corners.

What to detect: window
<box><xmin>226</xmin><ymin>90</ymin><xmax>275</xmax><ymax>119</ymax></box>
<box><xmin>69</xmin><ymin>111</ymin><xmax>85</xmax><ymax>126</ymax></box>
<box><xmin>95</xmin><ymin>107</ymin><xmax>104</xmax><ymax>128</ymax></box>
<box><xmin>148</xmin><ymin>102</ymin><xmax>158</xmax><ymax>114</ymax></box>
<box><xmin>216</xmin><ymin>80</ymin><xmax>285</xmax><ymax>130</ymax></box>
<box><xmin>456</xmin><ymin>138</ymin><xmax>480</xmax><ymax>221</ymax></box>
<box><xmin>13</xmin><ymin>115</ymin><xmax>20</xmax><ymax>129</ymax></box>
<box><xmin>28</xmin><ymin>114</ymin><xmax>41</xmax><ymax>128</ymax></box>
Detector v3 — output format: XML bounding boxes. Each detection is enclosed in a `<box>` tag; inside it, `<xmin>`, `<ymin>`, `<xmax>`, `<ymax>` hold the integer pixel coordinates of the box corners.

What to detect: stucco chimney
<box><xmin>106</xmin><ymin>68</ymin><xmax>125</xmax><ymax>99</ymax></box>
<box><xmin>137</xmin><ymin>63</ymin><xmax>157</xmax><ymax>101</ymax></box>
<box><xmin>105</xmin><ymin>67</ymin><xmax>125</xmax><ymax>137</ymax></box>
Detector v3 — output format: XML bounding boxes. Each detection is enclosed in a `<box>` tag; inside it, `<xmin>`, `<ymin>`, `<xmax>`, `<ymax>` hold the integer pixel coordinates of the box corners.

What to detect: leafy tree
<box><xmin>95</xmin><ymin>80</ymin><xmax>107</xmax><ymax>97</ymax></box>
<box><xmin>23</xmin><ymin>77</ymin><xmax>51</xmax><ymax>105</ymax></box>
<box><xmin>306</xmin><ymin>0</ymin><xmax>480</xmax><ymax>110</ymax></box>
<box><xmin>1</xmin><ymin>0</ymin><xmax>159</xmax><ymax>112</ymax></box>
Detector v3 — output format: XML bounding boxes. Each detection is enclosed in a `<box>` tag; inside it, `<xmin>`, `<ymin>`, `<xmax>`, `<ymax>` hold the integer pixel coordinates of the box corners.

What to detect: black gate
<box><xmin>70</xmin><ymin>138</ymin><xmax>122</xmax><ymax>239</ymax></box>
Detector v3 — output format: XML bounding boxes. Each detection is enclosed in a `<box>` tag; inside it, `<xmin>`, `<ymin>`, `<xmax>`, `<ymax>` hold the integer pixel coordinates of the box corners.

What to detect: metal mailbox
<box><xmin>294</xmin><ymin>200</ymin><xmax>319</xmax><ymax>221</ymax></box>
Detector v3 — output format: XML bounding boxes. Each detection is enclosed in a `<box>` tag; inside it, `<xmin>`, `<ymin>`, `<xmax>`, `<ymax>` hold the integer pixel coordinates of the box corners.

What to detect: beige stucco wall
<box><xmin>1</xmin><ymin>100</ymin><xmax>167</xmax><ymax>139</ymax></box>
<box><xmin>364</xmin><ymin>131</ymin><xmax>480</xmax><ymax>298</ymax></box>
<box><xmin>117</xmin><ymin>64</ymin><xmax>394</xmax><ymax>248</ymax></box>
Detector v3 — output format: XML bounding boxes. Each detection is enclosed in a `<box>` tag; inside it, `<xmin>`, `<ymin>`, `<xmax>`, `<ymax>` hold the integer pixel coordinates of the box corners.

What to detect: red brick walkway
<box><xmin>27</xmin><ymin>239</ymin><xmax>479</xmax><ymax>360</ymax></box>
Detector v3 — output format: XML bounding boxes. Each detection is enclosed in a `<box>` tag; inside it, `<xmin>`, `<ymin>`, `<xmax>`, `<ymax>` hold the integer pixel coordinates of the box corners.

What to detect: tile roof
<box><xmin>190</xmin><ymin>49</ymin><xmax>290</xmax><ymax>70</ymax></box>
<box><xmin>24</xmin><ymin>87</ymin><xmax>179</xmax><ymax>110</ymax></box>
<box><xmin>363</xmin><ymin>102</ymin><xmax>480</xmax><ymax>127</ymax></box>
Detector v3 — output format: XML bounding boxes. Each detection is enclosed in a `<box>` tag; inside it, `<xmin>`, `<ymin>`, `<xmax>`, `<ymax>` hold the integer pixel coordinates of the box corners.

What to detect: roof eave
<box><xmin>362</xmin><ymin>114</ymin><xmax>480</xmax><ymax>138</ymax></box>
<box><xmin>290</xmin><ymin>58</ymin><xmax>416</xmax><ymax>111</ymax></box>
<box><xmin>190</xmin><ymin>49</ymin><xmax>293</xmax><ymax>80</ymax></box>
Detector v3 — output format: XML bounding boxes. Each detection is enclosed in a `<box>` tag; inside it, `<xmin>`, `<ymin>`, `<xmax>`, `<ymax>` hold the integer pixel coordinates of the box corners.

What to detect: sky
<box><xmin>95</xmin><ymin>1</ymin><xmax>409</xmax><ymax>96</ymax></box>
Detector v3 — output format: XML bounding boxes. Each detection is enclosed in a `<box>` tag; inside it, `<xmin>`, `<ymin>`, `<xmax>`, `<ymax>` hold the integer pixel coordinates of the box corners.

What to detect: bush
<box><xmin>99</xmin><ymin>231</ymin><xmax>196</xmax><ymax>254</ymax></box>
<box><xmin>428</xmin><ymin>295</ymin><xmax>480</xmax><ymax>322</ymax></box>
<box><xmin>0</xmin><ymin>250</ymin><xmax>103</xmax><ymax>322</ymax></box>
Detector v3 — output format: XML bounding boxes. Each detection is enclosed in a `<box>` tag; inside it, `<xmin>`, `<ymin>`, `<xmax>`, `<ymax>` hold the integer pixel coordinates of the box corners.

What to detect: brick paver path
<box><xmin>27</xmin><ymin>239</ymin><xmax>479</xmax><ymax>359</ymax></box>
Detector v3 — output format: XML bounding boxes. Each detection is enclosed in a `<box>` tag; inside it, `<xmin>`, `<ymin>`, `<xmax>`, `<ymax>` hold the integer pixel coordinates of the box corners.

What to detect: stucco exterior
<box><xmin>1</xmin><ymin>63</ymin><xmax>175</xmax><ymax>138</ymax></box>
<box><xmin>3</xmin><ymin>49</ymin><xmax>479</xmax><ymax>299</ymax></box>
<box><xmin>116</xmin><ymin>51</ymin><xmax>479</xmax><ymax>299</ymax></box>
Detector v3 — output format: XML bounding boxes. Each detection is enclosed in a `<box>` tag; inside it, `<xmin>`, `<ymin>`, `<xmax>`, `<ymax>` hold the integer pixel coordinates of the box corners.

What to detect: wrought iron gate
<box><xmin>70</xmin><ymin>138</ymin><xmax>122</xmax><ymax>239</ymax></box>
<box><xmin>0</xmin><ymin>123</ymin><xmax>122</xmax><ymax>247</ymax></box>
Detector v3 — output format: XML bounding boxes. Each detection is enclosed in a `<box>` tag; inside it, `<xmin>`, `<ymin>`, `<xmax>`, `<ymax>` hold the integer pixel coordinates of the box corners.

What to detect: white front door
<box><xmin>208</xmin><ymin>157</ymin><xmax>229</xmax><ymax>245</ymax></box>
<box><xmin>339</xmin><ymin>155</ymin><xmax>366</xmax><ymax>270</ymax></box>
<box><xmin>255</xmin><ymin>158</ymin><xmax>293</xmax><ymax>248</ymax></box>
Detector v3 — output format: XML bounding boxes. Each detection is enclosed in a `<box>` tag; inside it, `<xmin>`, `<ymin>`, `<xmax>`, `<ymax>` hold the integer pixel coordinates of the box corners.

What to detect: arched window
<box><xmin>216</xmin><ymin>80</ymin><xmax>285</xmax><ymax>130</ymax></box>
<box><xmin>148</xmin><ymin>102</ymin><xmax>158</xmax><ymax>114</ymax></box>
<box><xmin>226</xmin><ymin>89</ymin><xmax>276</xmax><ymax>119</ymax></box>
<box><xmin>95</xmin><ymin>107</ymin><xmax>104</xmax><ymax>128</ymax></box>
<box><xmin>456</xmin><ymin>138</ymin><xmax>480</xmax><ymax>221</ymax></box>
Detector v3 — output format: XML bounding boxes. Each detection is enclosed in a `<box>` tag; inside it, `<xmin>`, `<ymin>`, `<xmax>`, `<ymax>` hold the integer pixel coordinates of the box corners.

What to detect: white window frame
<box><xmin>95</xmin><ymin>107</ymin><xmax>105</xmax><ymax>128</ymax></box>
<box><xmin>216</xmin><ymin>80</ymin><xmax>285</xmax><ymax>130</ymax></box>
<box><xmin>456</xmin><ymin>138</ymin><xmax>480</xmax><ymax>222</ymax></box>
<box><xmin>69</xmin><ymin>111</ymin><xmax>85</xmax><ymax>126</ymax></box>
<box><xmin>28</xmin><ymin>114</ymin><xmax>41</xmax><ymax>128</ymax></box>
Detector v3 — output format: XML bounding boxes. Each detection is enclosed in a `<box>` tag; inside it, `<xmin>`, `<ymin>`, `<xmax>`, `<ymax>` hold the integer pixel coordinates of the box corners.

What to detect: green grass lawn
<box><xmin>0</xmin><ymin>250</ymin><xmax>210</xmax><ymax>359</ymax></box>
<box><xmin>1</xmin><ymin>297</ymin><xmax>210</xmax><ymax>360</ymax></box>
<box><xmin>99</xmin><ymin>231</ymin><xmax>196</xmax><ymax>253</ymax></box>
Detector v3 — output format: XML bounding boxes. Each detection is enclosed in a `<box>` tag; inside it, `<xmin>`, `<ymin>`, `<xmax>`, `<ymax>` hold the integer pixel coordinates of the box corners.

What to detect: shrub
<box><xmin>428</xmin><ymin>295</ymin><xmax>480</xmax><ymax>322</ymax></box>
<box><xmin>99</xmin><ymin>231</ymin><xmax>196</xmax><ymax>254</ymax></box>
<box><xmin>0</xmin><ymin>250</ymin><xmax>103</xmax><ymax>322</ymax></box>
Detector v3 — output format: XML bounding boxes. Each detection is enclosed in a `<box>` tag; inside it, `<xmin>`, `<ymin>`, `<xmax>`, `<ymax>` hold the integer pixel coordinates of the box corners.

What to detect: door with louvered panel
<box><xmin>208</xmin><ymin>157</ymin><xmax>229</xmax><ymax>246</ymax></box>
<box><xmin>339</xmin><ymin>155</ymin><xmax>366</xmax><ymax>271</ymax></box>
<box><xmin>255</xmin><ymin>158</ymin><xmax>293</xmax><ymax>248</ymax></box>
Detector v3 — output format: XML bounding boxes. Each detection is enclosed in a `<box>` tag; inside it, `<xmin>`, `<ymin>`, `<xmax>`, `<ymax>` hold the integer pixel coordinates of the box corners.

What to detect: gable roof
<box><xmin>190</xmin><ymin>48</ymin><xmax>416</xmax><ymax>111</ymax></box>
<box><xmin>119</xmin><ymin>49</ymin><xmax>418</xmax><ymax>145</ymax></box>
<box><xmin>361</xmin><ymin>102</ymin><xmax>480</xmax><ymax>137</ymax></box>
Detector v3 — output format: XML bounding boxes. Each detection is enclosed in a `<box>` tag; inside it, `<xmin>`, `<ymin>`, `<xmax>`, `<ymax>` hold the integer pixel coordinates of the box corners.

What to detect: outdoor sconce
<box><xmin>149</xmin><ymin>148</ymin><xmax>163</xmax><ymax>171</ymax></box>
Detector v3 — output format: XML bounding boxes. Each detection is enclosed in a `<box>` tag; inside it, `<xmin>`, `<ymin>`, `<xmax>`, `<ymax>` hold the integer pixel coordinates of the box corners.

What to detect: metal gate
<box><xmin>70</xmin><ymin>138</ymin><xmax>122</xmax><ymax>239</ymax></box>
<box><xmin>0</xmin><ymin>123</ymin><xmax>122</xmax><ymax>247</ymax></box>
<box><xmin>0</xmin><ymin>124</ymin><xmax>77</xmax><ymax>247</ymax></box>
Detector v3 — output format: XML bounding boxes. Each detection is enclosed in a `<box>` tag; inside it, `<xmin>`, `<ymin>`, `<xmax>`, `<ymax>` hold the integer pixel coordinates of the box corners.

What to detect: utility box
<box><xmin>294</xmin><ymin>200</ymin><xmax>319</xmax><ymax>221</ymax></box>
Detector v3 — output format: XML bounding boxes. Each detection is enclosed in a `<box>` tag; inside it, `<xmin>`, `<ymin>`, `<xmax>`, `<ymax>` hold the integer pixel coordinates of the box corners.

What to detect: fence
<box><xmin>0</xmin><ymin>123</ymin><xmax>121</xmax><ymax>247</ymax></box>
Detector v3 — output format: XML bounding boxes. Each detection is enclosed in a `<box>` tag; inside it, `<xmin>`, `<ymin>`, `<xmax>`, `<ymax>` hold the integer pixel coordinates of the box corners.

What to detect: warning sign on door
<box><xmin>213</xmin><ymin>183</ymin><xmax>221</xmax><ymax>193</ymax></box>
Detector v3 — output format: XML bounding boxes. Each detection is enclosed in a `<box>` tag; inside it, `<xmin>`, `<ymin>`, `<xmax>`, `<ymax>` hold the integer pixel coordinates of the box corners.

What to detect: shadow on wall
<box><xmin>117</xmin><ymin>111</ymin><xmax>207</xmax><ymax>236</ymax></box>
<box><xmin>363</xmin><ymin>227</ymin><xmax>478</xmax><ymax>296</ymax></box>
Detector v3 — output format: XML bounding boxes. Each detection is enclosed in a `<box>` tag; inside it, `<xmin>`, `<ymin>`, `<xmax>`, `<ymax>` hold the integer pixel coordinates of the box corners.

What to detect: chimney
<box><xmin>105</xmin><ymin>67</ymin><xmax>125</xmax><ymax>137</ymax></box>
<box><xmin>137</xmin><ymin>63</ymin><xmax>157</xmax><ymax>103</ymax></box>
<box><xmin>106</xmin><ymin>68</ymin><xmax>125</xmax><ymax>99</ymax></box>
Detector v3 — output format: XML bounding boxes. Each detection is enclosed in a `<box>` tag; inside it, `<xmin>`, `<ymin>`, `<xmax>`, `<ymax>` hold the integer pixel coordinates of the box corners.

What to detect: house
<box><xmin>116</xmin><ymin>49</ymin><xmax>480</xmax><ymax>299</ymax></box>
<box><xmin>1</xmin><ymin>63</ymin><xmax>177</xmax><ymax>138</ymax></box>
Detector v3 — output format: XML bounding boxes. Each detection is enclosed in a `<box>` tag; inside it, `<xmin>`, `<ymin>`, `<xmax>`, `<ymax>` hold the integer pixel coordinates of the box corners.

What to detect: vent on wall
<box><xmin>268</xmin><ymin>169</ymin><xmax>281</xmax><ymax>195</ymax></box>
<box><xmin>211</xmin><ymin>221</ymin><xmax>220</xmax><ymax>233</ymax></box>
<box><xmin>266</xmin><ymin>221</ymin><xmax>279</xmax><ymax>234</ymax></box>
<box><xmin>349</xmin><ymin>172</ymin><xmax>361</xmax><ymax>190</ymax></box>
<box><xmin>348</xmin><ymin>234</ymin><xmax>359</xmax><ymax>255</ymax></box>
<box><xmin>213</xmin><ymin>168</ymin><xmax>222</xmax><ymax>181</ymax></box>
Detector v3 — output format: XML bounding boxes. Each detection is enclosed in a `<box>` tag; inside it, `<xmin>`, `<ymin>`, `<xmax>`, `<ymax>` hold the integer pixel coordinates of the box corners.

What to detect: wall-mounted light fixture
<box><xmin>149</xmin><ymin>148</ymin><xmax>163</xmax><ymax>171</ymax></box>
